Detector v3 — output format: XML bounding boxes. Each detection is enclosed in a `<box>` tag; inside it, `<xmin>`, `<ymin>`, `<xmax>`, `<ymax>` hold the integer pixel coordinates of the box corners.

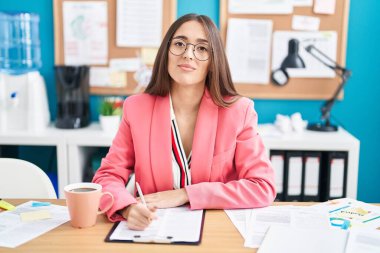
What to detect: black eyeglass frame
<box><xmin>168</xmin><ymin>39</ymin><xmax>212</xmax><ymax>61</ymax></box>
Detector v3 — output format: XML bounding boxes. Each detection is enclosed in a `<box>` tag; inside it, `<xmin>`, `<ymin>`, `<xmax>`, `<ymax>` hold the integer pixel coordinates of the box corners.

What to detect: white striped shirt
<box><xmin>170</xmin><ymin>96</ymin><xmax>192</xmax><ymax>189</ymax></box>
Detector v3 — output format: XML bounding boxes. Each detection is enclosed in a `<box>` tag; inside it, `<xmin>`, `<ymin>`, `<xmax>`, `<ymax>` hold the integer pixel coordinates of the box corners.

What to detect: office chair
<box><xmin>0</xmin><ymin>158</ymin><xmax>57</xmax><ymax>199</ymax></box>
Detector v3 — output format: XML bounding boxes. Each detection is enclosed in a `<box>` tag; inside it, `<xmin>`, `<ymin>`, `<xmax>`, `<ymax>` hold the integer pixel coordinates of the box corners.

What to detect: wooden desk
<box><xmin>0</xmin><ymin>199</ymin><xmax>256</xmax><ymax>253</ymax></box>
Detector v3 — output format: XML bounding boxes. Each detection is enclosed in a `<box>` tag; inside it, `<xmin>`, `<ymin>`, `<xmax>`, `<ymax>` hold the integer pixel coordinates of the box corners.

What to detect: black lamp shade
<box><xmin>281</xmin><ymin>39</ymin><xmax>306</xmax><ymax>69</ymax></box>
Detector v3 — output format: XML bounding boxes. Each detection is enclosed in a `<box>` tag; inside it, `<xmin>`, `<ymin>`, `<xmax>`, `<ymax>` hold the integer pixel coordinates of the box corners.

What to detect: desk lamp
<box><xmin>271</xmin><ymin>40</ymin><xmax>351</xmax><ymax>132</ymax></box>
<box><xmin>271</xmin><ymin>39</ymin><xmax>305</xmax><ymax>86</ymax></box>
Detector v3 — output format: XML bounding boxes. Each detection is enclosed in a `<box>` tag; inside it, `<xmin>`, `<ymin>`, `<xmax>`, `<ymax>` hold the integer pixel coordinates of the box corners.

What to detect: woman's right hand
<box><xmin>120</xmin><ymin>203</ymin><xmax>157</xmax><ymax>230</ymax></box>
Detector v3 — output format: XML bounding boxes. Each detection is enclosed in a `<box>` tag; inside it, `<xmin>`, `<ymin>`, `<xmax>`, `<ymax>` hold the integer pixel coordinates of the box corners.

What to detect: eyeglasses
<box><xmin>169</xmin><ymin>38</ymin><xmax>211</xmax><ymax>61</ymax></box>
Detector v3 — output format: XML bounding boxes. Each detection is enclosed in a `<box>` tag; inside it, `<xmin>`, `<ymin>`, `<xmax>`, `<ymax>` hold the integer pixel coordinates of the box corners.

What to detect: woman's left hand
<box><xmin>138</xmin><ymin>188</ymin><xmax>189</xmax><ymax>208</ymax></box>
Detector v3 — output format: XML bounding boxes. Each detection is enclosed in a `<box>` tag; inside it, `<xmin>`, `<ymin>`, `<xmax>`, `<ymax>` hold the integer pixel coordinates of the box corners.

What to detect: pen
<box><xmin>135</xmin><ymin>182</ymin><xmax>147</xmax><ymax>207</ymax></box>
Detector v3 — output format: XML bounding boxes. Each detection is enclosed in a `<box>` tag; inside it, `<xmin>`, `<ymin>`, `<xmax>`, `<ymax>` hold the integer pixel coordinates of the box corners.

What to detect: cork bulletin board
<box><xmin>53</xmin><ymin>0</ymin><xmax>177</xmax><ymax>95</ymax></box>
<box><xmin>220</xmin><ymin>0</ymin><xmax>350</xmax><ymax>99</ymax></box>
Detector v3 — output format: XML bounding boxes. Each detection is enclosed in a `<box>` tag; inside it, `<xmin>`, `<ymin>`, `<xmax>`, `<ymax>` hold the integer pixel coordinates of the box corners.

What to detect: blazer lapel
<box><xmin>191</xmin><ymin>89</ymin><xmax>218</xmax><ymax>183</ymax></box>
<box><xmin>150</xmin><ymin>95</ymin><xmax>173</xmax><ymax>191</ymax></box>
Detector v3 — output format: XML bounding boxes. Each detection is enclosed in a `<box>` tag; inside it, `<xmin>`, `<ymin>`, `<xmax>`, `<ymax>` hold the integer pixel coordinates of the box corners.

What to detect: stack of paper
<box><xmin>225</xmin><ymin>198</ymin><xmax>380</xmax><ymax>251</ymax></box>
<box><xmin>0</xmin><ymin>201</ymin><xmax>70</xmax><ymax>248</ymax></box>
<box><xmin>258</xmin><ymin>225</ymin><xmax>380</xmax><ymax>253</ymax></box>
<box><xmin>226</xmin><ymin>205</ymin><xmax>330</xmax><ymax>248</ymax></box>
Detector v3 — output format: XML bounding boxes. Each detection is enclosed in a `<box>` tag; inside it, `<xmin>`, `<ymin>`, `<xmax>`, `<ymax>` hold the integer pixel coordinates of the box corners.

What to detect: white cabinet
<box><xmin>259</xmin><ymin>124</ymin><xmax>360</xmax><ymax>199</ymax></box>
<box><xmin>0</xmin><ymin>123</ymin><xmax>360</xmax><ymax>198</ymax></box>
<box><xmin>0</xmin><ymin>126</ymin><xmax>68</xmax><ymax>197</ymax></box>
<box><xmin>65</xmin><ymin>124</ymin><xmax>113</xmax><ymax>188</ymax></box>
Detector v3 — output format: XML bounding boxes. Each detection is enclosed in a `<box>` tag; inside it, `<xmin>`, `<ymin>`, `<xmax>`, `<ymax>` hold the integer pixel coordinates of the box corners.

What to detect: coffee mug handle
<box><xmin>97</xmin><ymin>192</ymin><xmax>114</xmax><ymax>215</ymax></box>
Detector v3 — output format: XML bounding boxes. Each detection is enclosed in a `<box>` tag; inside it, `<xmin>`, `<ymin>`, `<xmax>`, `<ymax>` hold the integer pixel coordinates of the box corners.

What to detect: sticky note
<box><xmin>90</xmin><ymin>67</ymin><xmax>111</xmax><ymax>87</ymax></box>
<box><xmin>20</xmin><ymin>210</ymin><xmax>51</xmax><ymax>221</ymax></box>
<box><xmin>314</xmin><ymin>0</ymin><xmax>336</xmax><ymax>15</ymax></box>
<box><xmin>292</xmin><ymin>15</ymin><xmax>320</xmax><ymax>31</ymax></box>
<box><xmin>109</xmin><ymin>71</ymin><xmax>127</xmax><ymax>87</ymax></box>
<box><xmin>109</xmin><ymin>58</ymin><xmax>141</xmax><ymax>72</ymax></box>
<box><xmin>0</xmin><ymin>199</ymin><xmax>16</xmax><ymax>211</ymax></box>
<box><xmin>141</xmin><ymin>48</ymin><xmax>158</xmax><ymax>66</ymax></box>
<box><xmin>31</xmin><ymin>201</ymin><xmax>51</xmax><ymax>207</ymax></box>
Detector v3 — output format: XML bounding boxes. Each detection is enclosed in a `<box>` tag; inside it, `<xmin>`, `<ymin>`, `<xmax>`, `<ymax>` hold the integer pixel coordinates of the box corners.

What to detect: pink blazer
<box><xmin>93</xmin><ymin>90</ymin><xmax>276</xmax><ymax>222</ymax></box>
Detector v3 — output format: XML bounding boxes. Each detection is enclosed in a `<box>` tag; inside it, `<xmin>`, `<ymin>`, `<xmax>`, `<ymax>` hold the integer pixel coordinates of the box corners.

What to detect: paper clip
<box><xmin>132</xmin><ymin>235</ymin><xmax>173</xmax><ymax>244</ymax></box>
<box><xmin>330</xmin><ymin>217</ymin><xmax>350</xmax><ymax>230</ymax></box>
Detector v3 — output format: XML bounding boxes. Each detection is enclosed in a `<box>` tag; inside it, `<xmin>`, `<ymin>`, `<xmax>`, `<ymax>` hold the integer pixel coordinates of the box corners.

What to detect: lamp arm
<box><xmin>304</xmin><ymin>45</ymin><xmax>352</xmax><ymax>123</ymax></box>
<box><xmin>320</xmin><ymin>69</ymin><xmax>351</xmax><ymax>121</ymax></box>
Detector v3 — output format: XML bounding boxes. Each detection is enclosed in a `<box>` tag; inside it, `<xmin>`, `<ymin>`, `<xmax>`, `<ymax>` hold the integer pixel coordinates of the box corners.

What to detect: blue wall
<box><xmin>1</xmin><ymin>0</ymin><xmax>379</xmax><ymax>202</ymax></box>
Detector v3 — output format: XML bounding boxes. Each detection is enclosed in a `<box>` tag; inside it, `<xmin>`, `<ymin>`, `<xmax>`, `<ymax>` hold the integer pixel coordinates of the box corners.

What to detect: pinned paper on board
<box><xmin>291</xmin><ymin>0</ymin><xmax>313</xmax><ymax>7</ymax></box>
<box><xmin>141</xmin><ymin>48</ymin><xmax>158</xmax><ymax>66</ymax></box>
<box><xmin>226</xmin><ymin>18</ymin><xmax>273</xmax><ymax>84</ymax></box>
<box><xmin>89</xmin><ymin>67</ymin><xmax>127</xmax><ymax>87</ymax></box>
<box><xmin>228</xmin><ymin>0</ymin><xmax>293</xmax><ymax>14</ymax></box>
<box><xmin>292</xmin><ymin>15</ymin><xmax>320</xmax><ymax>31</ymax></box>
<box><xmin>116</xmin><ymin>0</ymin><xmax>163</xmax><ymax>47</ymax></box>
<box><xmin>62</xmin><ymin>1</ymin><xmax>108</xmax><ymax>65</ymax></box>
<box><xmin>272</xmin><ymin>31</ymin><xmax>337</xmax><ymax>78</ymax></box>
<box><xmin>314</xmin><ymin>0</ymin><xmax>336</xmax><ymax>15</ymax></box>
<box><xmin>109</xmin><ymin>58</ymin><xmax>141</xmax><ymax>72</ymax></box>
<box><xmin>109</xmin><ymin>72</ymin><xmax>127</xmax><ymax>87</ymax></box>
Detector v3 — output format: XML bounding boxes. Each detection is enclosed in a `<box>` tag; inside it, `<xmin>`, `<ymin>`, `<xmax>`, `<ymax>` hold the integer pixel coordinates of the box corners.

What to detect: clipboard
<box><xmin>105</xmin><ymin>207</ymin><xmax>205</xmax><ymax>245</ymax></box>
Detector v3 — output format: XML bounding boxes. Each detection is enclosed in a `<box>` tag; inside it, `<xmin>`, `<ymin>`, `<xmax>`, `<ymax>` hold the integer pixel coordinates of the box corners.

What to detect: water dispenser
<box><xmin>0</xmin><ymin>12</ymin><xmax>50</xmax><ymax>132</ymax></box>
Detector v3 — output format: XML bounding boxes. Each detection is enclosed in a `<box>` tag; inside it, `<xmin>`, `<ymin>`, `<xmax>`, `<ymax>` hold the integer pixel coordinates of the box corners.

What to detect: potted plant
<box><xmin>99</xmin><ymin>97</ymin><xmax>123</xmax><ymax>135</ymax></box>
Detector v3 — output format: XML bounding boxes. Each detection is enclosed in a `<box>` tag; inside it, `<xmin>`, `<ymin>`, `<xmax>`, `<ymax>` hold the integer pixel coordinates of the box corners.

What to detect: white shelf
<box><xmin>259</xmin><ymin>124</ymin><xmax>360</xmax><ymax>199</ymax></box>
<box><xmin>0</xmin><ymin>123</ymin><xmax>360</xmax><ymax>199</ymax></box>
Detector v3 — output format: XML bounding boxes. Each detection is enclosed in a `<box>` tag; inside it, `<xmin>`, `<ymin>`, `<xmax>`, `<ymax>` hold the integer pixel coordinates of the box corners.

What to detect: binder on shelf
<box><xmin>284</xmin><ymin>151</ymin><xmax>303</xmax><ymax>201</ymax></box>
<box><xmin>302</xmin><ymin>152</ymin><xmax>322</xmax><ymax>202</ymax></box>
<box><xmin>270</xmin><ymin>150</ymin><xmax>285</xmax><ymax>201</ymax></box>
<box><xmin>325</xmin><ymin>152</ymin><xmax>348</xmax><ymax>200</ymax></box>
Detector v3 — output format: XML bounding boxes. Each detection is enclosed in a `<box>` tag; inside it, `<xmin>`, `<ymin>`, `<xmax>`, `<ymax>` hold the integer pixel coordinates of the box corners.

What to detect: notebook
<box><xmin>105</xmin><ymin>206</ymin><xmax>205</xmax><ymax>244</ymax></box>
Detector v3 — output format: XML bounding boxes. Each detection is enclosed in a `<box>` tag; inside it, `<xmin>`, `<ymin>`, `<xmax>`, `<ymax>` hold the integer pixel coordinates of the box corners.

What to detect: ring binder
<box><xmin>284</xmin><ymin>151</ymin><xmax>303</xmax><ymax>201</ymax></box>
<box><xmin>303</xmin><ymin>152</ymin><xmax>322</xmax><ymax>202</ymax></box>
<box><xmin>270</xmin><ymin>150</ymin><xmax>285</xmax><ymax>201</ymax></box>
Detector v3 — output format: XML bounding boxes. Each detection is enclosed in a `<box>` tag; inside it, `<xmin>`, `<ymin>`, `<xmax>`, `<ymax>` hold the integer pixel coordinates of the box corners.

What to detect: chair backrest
<box><xmin>0</xmin><ymin>158</ymin><xmax>57</xmax><ymax>199</ymax></box>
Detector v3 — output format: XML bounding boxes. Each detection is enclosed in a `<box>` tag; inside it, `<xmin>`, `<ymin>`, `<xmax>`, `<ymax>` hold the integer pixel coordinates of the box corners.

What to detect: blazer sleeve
<box><xmin>185</xmin><ymin>100</ymin><xmax>276</xmax><ymax>209</ymax></box>
<box><xmin>92</xmin><ymin>99</ymin><xmax>137</xmax><ymax>222</ymax></box>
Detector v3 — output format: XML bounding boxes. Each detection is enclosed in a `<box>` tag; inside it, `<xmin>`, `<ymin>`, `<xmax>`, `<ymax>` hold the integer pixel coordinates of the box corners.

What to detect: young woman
<box><xmin>93</xmin><ymin>14</ymin><xmax>276</xmax><ymax>230</ymax></box>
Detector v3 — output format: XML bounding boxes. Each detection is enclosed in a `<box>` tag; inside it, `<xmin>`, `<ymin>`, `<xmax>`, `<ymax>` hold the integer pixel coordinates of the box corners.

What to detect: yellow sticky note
<box><xmin>20</xmin><ymin>210</ymin><xmax>51</xmax><ymax>221</ymax></box>
<box><xmin>109</xmin><ymin>71</ymin><xmax>127</xmax><ymax>87</ymax></box>
<box><xmin>0</xmin><ymin>199</ymin><xmax>16</xmax><ymax>211</ymax></box>
<box><xmin>141</xmin><ymin>48</ymin><xmax>158</xmax><ymax>66</ymax></box>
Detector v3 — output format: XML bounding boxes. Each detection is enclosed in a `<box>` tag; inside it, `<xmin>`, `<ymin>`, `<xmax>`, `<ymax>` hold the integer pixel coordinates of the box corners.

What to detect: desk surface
<box><xmin>3</xmin><ymin>199</ymin><xmax>288</xmax><ymax>253</ymax></box>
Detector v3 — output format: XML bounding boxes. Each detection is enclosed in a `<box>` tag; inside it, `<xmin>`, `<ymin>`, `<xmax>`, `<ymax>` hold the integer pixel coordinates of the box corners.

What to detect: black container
<box><xmin>55</xmin><ymin>66</ymin><xmax>90</xmax><ymax>129</ymax></box>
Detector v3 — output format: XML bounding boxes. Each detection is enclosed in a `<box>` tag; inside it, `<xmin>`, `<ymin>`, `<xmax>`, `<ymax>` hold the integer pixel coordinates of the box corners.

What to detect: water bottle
<box><xmin>0</xmin><ymin>12</ymin><xmax>41</xmax><ymax>74</ymax></box>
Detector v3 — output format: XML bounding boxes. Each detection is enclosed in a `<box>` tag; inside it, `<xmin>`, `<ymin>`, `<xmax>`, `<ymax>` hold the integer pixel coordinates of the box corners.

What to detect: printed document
<box><xmin>0</xmin><ymin>201</ymin><xmax>70</xmax><ymax>248</ymax></box>
<box><xmin>226</xmin><ymin>18</ymin><xmax>272</xmax><ymax>84</ymax></box>
<box><xmin>116</xmin><ymin>0</ymin><xmax>162</xmax><ymax>47</ymax></box>
<box><xmin>63</xmin><ymin>1</ymin><xmax>108</xmax><ymax>65</ymax></box>
<box><xmin>258</xmin><ymin>226</ymin><xmax>380</xmax><ymax>253</ymax></box>
<box><xmin>107</xmin><ymin>206</ymin><xmax>204</xmax><ymax>244</ymax></box>
<box><xmin>228</xmin><ymin>0</ymin><xmax>293</xmax><ymax>14</ymax></box>
<box><xmin>226</xmin><ymin>205</ymin><xmax>330</xmax><ymax>248</ymax></box>
<box><xmin>258</xmin><ymin>225</ymin><xmax>348</xmax><ymax>253</ymax></box>
<box><xmin>313</xmin><ymin>198</ymin><xmax>380</xmax><ymax>230</ymax></box>
<box><xmin>225</xmin><ymin>209</ymin><xmax>251</xmax><ymax>239</ymax></box>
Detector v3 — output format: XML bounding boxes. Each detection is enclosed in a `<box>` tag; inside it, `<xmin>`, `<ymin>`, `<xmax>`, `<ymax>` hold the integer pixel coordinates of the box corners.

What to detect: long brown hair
<box><xmin>144</xmin><ymin>13</ymin><xmax>239</xmax><ymax>107</ymax></box>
